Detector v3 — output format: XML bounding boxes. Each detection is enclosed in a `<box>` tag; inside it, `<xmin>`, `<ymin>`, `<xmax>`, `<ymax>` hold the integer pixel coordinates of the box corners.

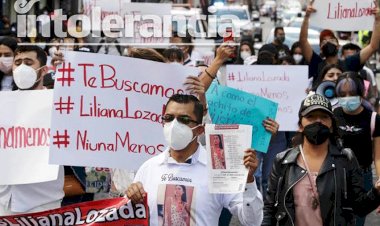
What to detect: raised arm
<box><xmin>299</xmin><ymin>1</ymin><xmax>316</xmax><ymax>63</ymax></box>
<box><xmin>199</xmin><ymin>44</ymin><xmax>233</xmax><ymax>91</ymax></box>
<box><xmin>360</xmin><ymin>1</ymin><xmax>380</xmax><ymax>65</ymax></box>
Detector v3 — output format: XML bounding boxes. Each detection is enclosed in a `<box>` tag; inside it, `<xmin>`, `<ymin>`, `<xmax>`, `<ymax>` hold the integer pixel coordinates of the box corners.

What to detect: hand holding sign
<box><xmin>184</xmin><ymin>76</ymin><xmax>205</xmax><ymax>97</ymax></box>
<box><xmin>51</xmin><ymin>50</ymin><xmax>65</xmax><ymax>68</ymax></box>
<box><xmin>184</xmin><ymin>76</ymin><xmax>207</xmax><ymax>113</ymax></box>
<box><xmin>262</xmin><ymin>118</ymin><xmax>279</xmax><ymax>135</ymax></box>
<box><xmin>371</xmin><ymin>0</ymin><xmax>380</xmax><ymax>20</ymax></box>
<box><xmin>216</xmin><ymin>43</ymin><xmax>235</xmax><ymax>63</ymax></box>
<box><xmin>244</xmin><ymin>149</ymin><xmax>259</xmax><ymax>183</ymax></box>
<box><xmin>126</xmin><ymin>182</ymin><xmax>147</xmax><ymax>204</ymax></box>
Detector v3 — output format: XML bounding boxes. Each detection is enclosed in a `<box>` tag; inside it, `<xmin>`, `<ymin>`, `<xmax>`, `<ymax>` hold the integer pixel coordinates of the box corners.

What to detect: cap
<box><xmin>259</xmin><ymin>44</ymin><xmax>277</xmax><ymax>56</ymax></box>
<box><xmin>319</xmin><ymin>29</ymin><xmax>336</xmax><ymax>44</ymax></box>
<box><xmin>299</xmin><ymin>94</ymin><xmax>333</xmax><ymax>117</ymax></box>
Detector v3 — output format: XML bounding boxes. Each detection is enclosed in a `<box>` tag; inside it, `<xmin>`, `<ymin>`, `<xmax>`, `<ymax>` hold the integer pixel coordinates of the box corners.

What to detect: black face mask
<box><xmin>303</xmin><ymin>122</ymin><xmax>331</xmax><ymax>145</ymax></box>
<box><xmin>322</xmin><ymin>42</ymin><xmax>338</xmax><ymax>57</ymax></box>
<box><xmin>276</xmin><ymin>35</ymin><xmax>285</xmax><ymax>44</ymax></box>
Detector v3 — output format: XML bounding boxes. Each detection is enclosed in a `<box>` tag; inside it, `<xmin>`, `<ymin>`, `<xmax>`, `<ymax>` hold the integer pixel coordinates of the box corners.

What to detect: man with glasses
<box><xmin>125</xmin><ymin>94</ymin><xmax>263</xmax><ymax>226</ymax></box>
<box><xmin>299</xmin><ymin>0</ymin><xmax>380</xmax><ymax>88</ymax></box>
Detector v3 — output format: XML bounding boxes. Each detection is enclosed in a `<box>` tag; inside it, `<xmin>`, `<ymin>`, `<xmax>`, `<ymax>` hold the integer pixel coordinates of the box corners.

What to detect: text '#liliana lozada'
<box><xmin>0</xmin><ymin>200</ymin><xmax>147</xmax><ymax>226</ymax></box>
<box><xmin>327</xmin><ymin>2</ymin><xmax>373</xmax><ymax>19</ymax></box>
<box><xmin>79</xmin><ymin>96</ymin><xmax>165</xmax><ymax>124</ymax></box>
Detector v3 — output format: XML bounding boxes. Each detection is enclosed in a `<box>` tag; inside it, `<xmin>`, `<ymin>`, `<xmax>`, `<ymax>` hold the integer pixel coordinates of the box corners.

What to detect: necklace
<box><xmin>299</xmin><ymin>145</ymin><xmax>320</xmax><ymax>210</ymax></box>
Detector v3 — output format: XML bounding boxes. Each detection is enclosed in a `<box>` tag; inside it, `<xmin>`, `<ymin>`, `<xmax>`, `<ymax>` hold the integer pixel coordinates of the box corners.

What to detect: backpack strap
<box><xmin>371</xmin><ymin>111</ymin><xmax>377</xmax><ymax>140</ymax></box>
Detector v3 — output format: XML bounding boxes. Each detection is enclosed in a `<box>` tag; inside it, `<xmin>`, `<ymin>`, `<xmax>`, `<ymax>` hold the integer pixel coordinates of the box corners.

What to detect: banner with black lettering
<box><xmin>0</xmin><ymin>197</ymin><xmax>149</xmax><ymax>226</ymax></box>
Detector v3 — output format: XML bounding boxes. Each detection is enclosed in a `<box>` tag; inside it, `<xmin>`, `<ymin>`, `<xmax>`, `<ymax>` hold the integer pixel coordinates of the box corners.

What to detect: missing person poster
<box><xmin>205</xmin><ymin>124</ymin><xmax>252</xmax><ymax>194</ymax></box>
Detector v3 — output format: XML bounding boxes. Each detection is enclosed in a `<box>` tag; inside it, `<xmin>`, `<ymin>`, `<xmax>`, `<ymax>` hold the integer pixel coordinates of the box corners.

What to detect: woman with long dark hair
<box><xmin>234</xmin><ymin>41</ymin><xmax>255</xmax><ymax>65</ymax></box>
<box><xmin>311</xmin><ymin>64</ymin><xmax>343</xmax><ymax>92</ymax></box>
<box><xmin>334</xmin><ymin>72</ymin><xmax>380</xmax><ymax>225</ymax></box>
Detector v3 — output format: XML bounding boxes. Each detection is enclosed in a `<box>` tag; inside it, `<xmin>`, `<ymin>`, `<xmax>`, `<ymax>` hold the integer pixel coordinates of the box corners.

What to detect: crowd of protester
<box><xmin>2</xmin><ymin>1</ymin><xmax>380</xmax><ymax>226</ymax></box>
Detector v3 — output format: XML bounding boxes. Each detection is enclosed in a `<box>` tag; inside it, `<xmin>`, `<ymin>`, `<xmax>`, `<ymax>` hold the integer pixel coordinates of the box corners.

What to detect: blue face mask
<box><xmin>338</xmin><ymin>96</ymin><xmax>361</xmax><ymax>112</ymax></box>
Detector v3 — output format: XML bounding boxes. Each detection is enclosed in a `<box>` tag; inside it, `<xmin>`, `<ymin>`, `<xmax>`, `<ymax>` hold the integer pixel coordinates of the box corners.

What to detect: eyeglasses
<box><xmin>162</xmin><ymin>115</ymin><xmax>198</xmax><ymax>125</ymax></box>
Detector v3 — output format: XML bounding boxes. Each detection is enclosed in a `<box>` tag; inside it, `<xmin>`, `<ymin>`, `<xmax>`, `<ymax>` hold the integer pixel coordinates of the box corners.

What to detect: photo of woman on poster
<box><xmin>163</xmin><ymin>185</ymin><xmax>191</xmax><ymax>226</ymax></box>
<box><xmin>210</xmin><ymin>134</ymin><xmax>226</xmax><ymax>169</ymax></box>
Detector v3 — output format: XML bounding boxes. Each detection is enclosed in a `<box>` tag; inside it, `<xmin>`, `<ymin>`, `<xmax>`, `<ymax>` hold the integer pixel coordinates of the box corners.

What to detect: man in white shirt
<box><xmin>125</xmin><ymin>94</ymin><xmax>263</xmax><ymax>226</ymax></box>
<box><xmin>0</xmin><ymin>45</ymin><xmax>64</xmax><ymax>215</ymax></box>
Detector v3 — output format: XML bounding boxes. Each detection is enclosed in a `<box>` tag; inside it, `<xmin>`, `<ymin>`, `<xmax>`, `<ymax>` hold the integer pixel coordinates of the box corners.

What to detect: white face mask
<box><xmin>163</xmin><ymin>119</ymin><xmax>199</xmax><ymax>151</ymax></box>
<box><xmin>293</xmin><ymin>54</ymin><xmax>303</xmax><ymax>64</ymax></box>
<box><xmin>240</xmin><ymin>51</ymin><xmax>251</xmax><ymax>61</ymax></box>
<box><xmin>13</xmin><ymin>64</ymin><xmax>43</xmax><ymax>89</ymax></box>
<box><xmin>0</xmin><ymin>57</ymin><xmax>14</xmax><ymax>74</ymax></box>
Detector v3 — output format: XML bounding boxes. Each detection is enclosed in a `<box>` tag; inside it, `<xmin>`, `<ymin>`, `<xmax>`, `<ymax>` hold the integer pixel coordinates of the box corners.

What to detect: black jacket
<box><xmin>262</xmin><ymin>144</ymin><xmax>380</xmax><ymax>226</ymax></box>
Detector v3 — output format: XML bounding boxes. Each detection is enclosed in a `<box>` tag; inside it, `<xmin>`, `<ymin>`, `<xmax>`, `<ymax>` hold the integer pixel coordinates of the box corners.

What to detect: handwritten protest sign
<box><xmin>83</xmin><ymin>0</ymin><xmax>124</xmax><ymax>17</ymax></box>
<box><xmin>226</xmin><ymin>65</ymin><xmax>308</xmax><ymax>131</ymax></box>
<box><xmin>0</xmin><ymin>197</ymin><xmax>149</xmax><ymax>226</ymax></box>
<box><xmin>49</xmin><ymin>51</ymin><xmax>198</xmax><ymax>170</ymax></box>
<box><xmin>206</xmin><ymin>84</ymin><xmax>278</xmax><ymax>153</ymax></box>
<box><xmin>310</xmin><ymin>0</ymin><xmax>374</xmax><ymax>31</ymax></box>
<box><xmin>193</xmin><ymin>39</ymin><xmax>215</xmax><ymax>65</ymax></box>
<box><xmin>0</xmin><ymin>90</ymin><xmax>59</xmax><ymax>185</ymax></box>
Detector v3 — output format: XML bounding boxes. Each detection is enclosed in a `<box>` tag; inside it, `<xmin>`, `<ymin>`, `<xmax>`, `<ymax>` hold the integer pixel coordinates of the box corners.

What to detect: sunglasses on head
<box><xmin>162</xmin><ymin>114</ymin><xmax>198</xmax><ymax>125</ymax></box>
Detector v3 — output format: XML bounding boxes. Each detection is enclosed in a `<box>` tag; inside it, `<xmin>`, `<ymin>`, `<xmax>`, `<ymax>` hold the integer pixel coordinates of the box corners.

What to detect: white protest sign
<box><xmin>193</xmin><ymin>39</ymin><xmax>215</xmax><ymax>66</ymax></box>
<box><xmin>205</xmin><ymin>124</ymin><xmax>252</xmax><ymax>193</ymax></box>
<box><xmin>49</xmin><ymin>51</ymin><xmax>199</xmax><ymax>170</ymax></box>
<box><xmin>83</xmin><ymin>0</ymin><xmax>129</xmax><ymax>16</ymax></box>
<box><xmin>121</xmin><ymin>3</ymin><xmax>171</xmax><ymax>46</ymax></box>
<box><xmin>310</xmin><ymin>0</ymin><xmax>375</xmax><ymax>31</ymax></box>
<box><xmin>0</xmin><ymin>90</ymin><xmax>59</xmax><ymax>185</ymax></box>
<box><xmin>226</xmin><ymin>65</ymin><xmax>308</xmax><ymax>131</ymax></box>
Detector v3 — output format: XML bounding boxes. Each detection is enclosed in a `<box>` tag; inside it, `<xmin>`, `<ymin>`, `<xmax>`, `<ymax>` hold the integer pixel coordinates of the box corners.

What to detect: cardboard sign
<box><xmin>206</xmin><ymin>84</ymin><xmax>278</xmax><ymax>153</ymax></box>
<box><xmin>49</xmin><ymin>51</ymin><xmax>198</xmax><ymax>170</ymax></box>
<box><xmin>83</xmin><ymin>0</ymin><xmax>123</xmax><ymax>17</ymax></box>
<box><xmin>0</xmin><ymin>90</ymin><xmax>59</xmax><ymax>185</ymax></box>
<box><xmin>226</xmin><ymin>65</ymin><xmax>308</xmax><ymax>131</ymax></box>
<box><xmin>310</xmin><ymin>0</ymin><xmax>374</xmax><ymax>31</ymax></box>
<box><xmin>0</xmin><ymin>197</ymin><xmax>149</xmax><ymax>226</ymax></box>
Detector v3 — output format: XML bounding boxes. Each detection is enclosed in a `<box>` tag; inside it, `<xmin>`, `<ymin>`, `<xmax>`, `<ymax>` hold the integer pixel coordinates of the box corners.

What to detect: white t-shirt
<box><xmin>134</xmin><ymin>144</ymin><xmax>263</xmax><ymax>226</ymax></box>
<box><xmin>0</xmin><ymin>166</ymin><xmax>64</xmax><ymax>213</ymax></box>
